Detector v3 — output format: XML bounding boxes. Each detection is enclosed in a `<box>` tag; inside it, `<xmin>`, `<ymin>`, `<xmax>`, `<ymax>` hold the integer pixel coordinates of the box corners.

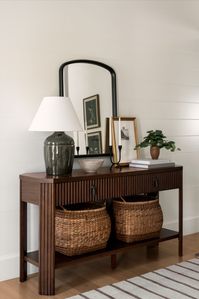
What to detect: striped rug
<box><xmin>67</xmin><ymin>258</ymin><xmax>199</xmax><ymax>299</ymax></box>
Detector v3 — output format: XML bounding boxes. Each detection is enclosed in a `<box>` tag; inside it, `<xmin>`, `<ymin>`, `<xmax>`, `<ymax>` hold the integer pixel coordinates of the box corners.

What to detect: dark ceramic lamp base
<box><xmin>44</xmin><ymin>132</ymin><xmax>74</xmax><ymax>176</ymax></box>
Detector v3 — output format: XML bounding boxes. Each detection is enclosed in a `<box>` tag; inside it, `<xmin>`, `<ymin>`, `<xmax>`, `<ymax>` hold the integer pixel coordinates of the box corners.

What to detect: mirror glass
<box><xmin>59</xmin><ymin>60</ymin><xmax>117</xmax><ymax>156</ymax></box>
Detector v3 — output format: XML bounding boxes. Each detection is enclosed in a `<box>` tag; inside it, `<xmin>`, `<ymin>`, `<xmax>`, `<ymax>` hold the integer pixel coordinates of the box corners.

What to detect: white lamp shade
<box><xmin>29</xmin><ymin>97</ymin><xmax>83</xmax><ymax>132</ymax></box>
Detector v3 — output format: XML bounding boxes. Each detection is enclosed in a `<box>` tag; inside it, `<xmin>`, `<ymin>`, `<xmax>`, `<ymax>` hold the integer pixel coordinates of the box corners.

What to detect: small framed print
<box><xmin>112</xmin><ymin>117</ymin><xmax>139</xmax><ymax>165</ymax></box>
<box><xmin>87</xmin><ymin>131</ymin><xmax>102</xmax><ymax>155</ymax></box>
<box><xmin>83</xmin><ymin>94</ymin><xmax>100</xmax><ymax>130</ymax></box>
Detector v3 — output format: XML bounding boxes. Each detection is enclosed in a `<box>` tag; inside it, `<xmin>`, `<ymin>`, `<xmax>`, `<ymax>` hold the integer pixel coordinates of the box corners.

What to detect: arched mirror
<box><xmin>59</xmin><ymin>59</ymin><xmax>117</xmax><ymax>157</ymax></box>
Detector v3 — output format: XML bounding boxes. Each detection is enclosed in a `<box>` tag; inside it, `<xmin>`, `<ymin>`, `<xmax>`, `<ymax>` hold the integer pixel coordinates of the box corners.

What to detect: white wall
<box><xmin>1</xmin><ymin>0</ymin><xmax>199</xmax><ymax>280</ymax></box>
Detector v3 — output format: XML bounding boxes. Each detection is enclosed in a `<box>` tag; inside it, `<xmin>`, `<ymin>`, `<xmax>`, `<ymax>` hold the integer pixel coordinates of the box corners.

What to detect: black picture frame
<box><xmin>83</xmin><ymin>94</ymin><xmax>100</xmax><ymax>130</ymax></box>
<box><xmin>87</xmin><ymin>131</ymin><xmax>102</xmax><ymax>155</ymax></box>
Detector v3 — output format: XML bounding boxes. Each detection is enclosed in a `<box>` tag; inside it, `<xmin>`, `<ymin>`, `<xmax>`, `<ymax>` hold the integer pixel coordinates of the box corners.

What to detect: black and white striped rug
<box><xmin>67</xmin><ymin>258</ymin><xmax>199</xmax><ymax>299</ymax></box>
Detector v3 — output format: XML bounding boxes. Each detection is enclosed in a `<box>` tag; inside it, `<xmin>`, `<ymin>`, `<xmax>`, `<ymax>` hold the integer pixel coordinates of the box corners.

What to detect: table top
<box><xmin>20</xmin><ymin>165</ymin><xmax>183</xmax><ymax>183</ymax></box>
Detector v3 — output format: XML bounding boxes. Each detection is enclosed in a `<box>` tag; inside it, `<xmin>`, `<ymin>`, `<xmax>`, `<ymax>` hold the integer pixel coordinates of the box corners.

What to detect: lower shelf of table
<box><xmin>25</xmin><ymin>228</ymin><xmax>179</xmax><ymax>269</ymax></box>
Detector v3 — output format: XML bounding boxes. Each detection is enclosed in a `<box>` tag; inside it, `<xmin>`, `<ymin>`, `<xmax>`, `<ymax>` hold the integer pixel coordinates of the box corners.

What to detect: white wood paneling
<box><xmin>137</xmin><ymin>120</ymin><xmax>199</xmax><ymax>137</ymax></box>
<box><xmin>134</xmin><ymin>102</ymin><xmax>199</xmax><ymax>120</ymax></box>
<box><xmin>123</xmin><ymin>82</ymin><xmax>199</xmax><ymax>103</ymax></box>
<box><xmin>172</xmin><ymin>136</ymin><xmax>199</xmax><ymax>152</ymax></box>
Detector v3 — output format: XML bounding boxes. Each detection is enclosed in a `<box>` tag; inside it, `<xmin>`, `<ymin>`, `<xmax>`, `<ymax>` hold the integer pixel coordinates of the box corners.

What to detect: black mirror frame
<box><xmin>59</xmin><ymin>59</ymin><xmax>118</xmax><ymax>157</ymax></box>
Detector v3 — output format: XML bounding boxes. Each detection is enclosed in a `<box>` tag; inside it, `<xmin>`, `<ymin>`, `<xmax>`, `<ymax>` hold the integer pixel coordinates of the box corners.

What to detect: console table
<box><xmin>19</xmin><ymin>166</ymin><xmax>183</xmax><ymax>295</ymax></box>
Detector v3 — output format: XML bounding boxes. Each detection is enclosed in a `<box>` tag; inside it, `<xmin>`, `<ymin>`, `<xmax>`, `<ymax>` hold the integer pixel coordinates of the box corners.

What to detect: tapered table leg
<box><xmin>147</xmin><ymin>241</ymin><xmax>159</xmax><ymax>258</ymax></box>
<box><xmin>20</xmin><ymin>196</ymin><xmax>27</xmax><ymax>282</ymax></box>
<box><xmin>39</xmin><ymin>183</ymin><xmax>55</xmax><ymax>295</ymax></box>
<box><xmin>111</xmin><ymin>254</ymin><xmax>117</xmax><ymax>269</ymax></box>
<box><xmin>179</xmin><ymin>186</ymin><xmax>183</xmax><ymax>256</ymax></box>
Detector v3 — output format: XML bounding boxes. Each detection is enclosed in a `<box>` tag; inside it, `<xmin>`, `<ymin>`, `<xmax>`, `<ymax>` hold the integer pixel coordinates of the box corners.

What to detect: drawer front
<box><xmin>55</xmin><ymin>169</ymin><xmax>182</xmax><ymax>205</ymax></box>
<box><xmin>55</xmin><ymin>180</ymin><xmax>95</xmax><ymax>206</ymax></box>
<box><xmin>55</xmin><ymin>176</ymin><xmax>126</xmax><ymax>205</ymax></box>
<box><xmin>126</xmin><ymin>169</ymin><xmax>182</xmax><ymax>195</ymax></box>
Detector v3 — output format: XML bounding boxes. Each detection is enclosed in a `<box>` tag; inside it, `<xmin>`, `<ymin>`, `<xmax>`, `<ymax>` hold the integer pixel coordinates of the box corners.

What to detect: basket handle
<box><xmin>120</xmin><ymin>196</ymin><xmax>126</xmax><ymax>202</ymax></box>
<box><xmin>60</xmin><ymin>205</ymin><xmax>68</xmax><ymax>212</ymax></box>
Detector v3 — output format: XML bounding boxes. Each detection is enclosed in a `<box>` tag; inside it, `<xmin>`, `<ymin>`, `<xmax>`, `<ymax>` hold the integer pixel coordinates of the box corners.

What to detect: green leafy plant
<box><xmin>135</xmin><ymin>130</ymin><xmax>181</xmax><ymax>152</ymax></box>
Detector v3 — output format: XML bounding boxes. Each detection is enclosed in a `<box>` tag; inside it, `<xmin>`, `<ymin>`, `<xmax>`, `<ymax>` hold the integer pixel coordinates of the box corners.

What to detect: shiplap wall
<box><xmin>118</xmin><ymin>5</ymin><xmax>199</xmax><ymax>234</ymax></box>
<box><xmin>1</xmin><ymin>0</ymin><xmax>199</xmax><ymax>280</ymax></box>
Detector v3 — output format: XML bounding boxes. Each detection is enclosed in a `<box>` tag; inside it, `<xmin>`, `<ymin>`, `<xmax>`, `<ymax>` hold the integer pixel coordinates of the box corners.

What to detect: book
<box><xmin>129</xmin><ymin>162</ymin><xmax>175</xmax><ymax>169</ymax></box>
<box><xmin>130</xmin><ymin>159</ymin><xmax>172</xmax><ymax>165</ymax></box>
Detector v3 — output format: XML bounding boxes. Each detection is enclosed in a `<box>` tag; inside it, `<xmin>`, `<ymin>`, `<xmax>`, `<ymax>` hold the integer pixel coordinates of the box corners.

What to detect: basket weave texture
<box><xmin>113</xmin><ymin>197</ymin><xmax>163</xmax><ymax>243</ymax></box>
<box><xmin>55</xmin><ymin>204</ymin><xmax>111</xmax><ymax>256</ymax></box>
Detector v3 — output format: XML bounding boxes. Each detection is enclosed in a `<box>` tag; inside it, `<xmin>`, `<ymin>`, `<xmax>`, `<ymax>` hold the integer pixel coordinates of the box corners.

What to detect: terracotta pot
<box><xmin>150</xmin><ymin>146</ymin><xmax>160</xmax><ymax>159</ymax></box>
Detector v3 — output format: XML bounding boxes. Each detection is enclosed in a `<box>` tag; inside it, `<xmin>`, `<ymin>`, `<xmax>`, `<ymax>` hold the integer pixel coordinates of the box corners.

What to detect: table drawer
<box><xmin>126</xmin><ymin>169</ymin><xmax>182</xmax><ymax>195</ymax></box>
<box><xmin>55</xmin><ymin>176</ymin><xmax>126</xmax><ymax>205</ymax></box>
<box><xmin>55</xmin><ymin>169</ymin><xmax>182</xmax><ymax>205</ymax></box>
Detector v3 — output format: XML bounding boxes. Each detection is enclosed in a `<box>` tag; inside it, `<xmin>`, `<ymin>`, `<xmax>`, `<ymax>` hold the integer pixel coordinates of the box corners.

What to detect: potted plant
<box><xmin>135</xmin><ymin>130</ymin><xmax>180</xmax><ymax>159</ymax></box>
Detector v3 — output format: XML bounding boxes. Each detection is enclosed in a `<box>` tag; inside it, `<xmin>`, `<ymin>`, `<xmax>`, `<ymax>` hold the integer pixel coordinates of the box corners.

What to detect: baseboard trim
<box><xmin>164</xmin><ymin>215</ymin><xmax>199</xmax><ymax>235</ymax></box>
<box><xmin>0</xmin><ymin>254</ymin><xmax>19</xmax><ymax>281</ymax></box>
<box><xmin>0</xmin><ymin>254</ymin><xmax>37</xmax><ymax>282</ymax></box>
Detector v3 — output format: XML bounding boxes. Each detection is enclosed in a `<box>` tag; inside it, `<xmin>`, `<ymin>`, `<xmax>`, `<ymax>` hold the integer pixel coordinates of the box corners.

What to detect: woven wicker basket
<box><xmin>55</xmin><ymin>203</ymin><xmax>111</xmax><ymax>256</ymax></box>
<box><xmin>113</xmin><ymin>196</ymin><xmax>163</xmax><ymax>243</ymax></box>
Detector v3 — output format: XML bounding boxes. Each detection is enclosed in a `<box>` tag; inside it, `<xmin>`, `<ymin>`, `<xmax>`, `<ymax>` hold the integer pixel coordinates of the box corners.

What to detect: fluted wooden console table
<box><xmin>19</xmin><ymin>166</ymin><xmax>183</xmax><ymax>295</ymax></box>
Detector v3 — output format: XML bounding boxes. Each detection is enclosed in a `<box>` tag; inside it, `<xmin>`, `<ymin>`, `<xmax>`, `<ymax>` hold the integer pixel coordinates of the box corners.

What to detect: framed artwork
<box><xmin>87</xmin><ymin>131</ymin><xmax>102</xmax><ymax>155</ymax></box>
<box><xmin>83</xmin><ymin>94</ymin><xmax>101</xmax><ymax>130</ymax></box>
<box><xmin>112</xmin><ymin>117</ymin><xmax>139</xmax><ymax>165</ymax></box>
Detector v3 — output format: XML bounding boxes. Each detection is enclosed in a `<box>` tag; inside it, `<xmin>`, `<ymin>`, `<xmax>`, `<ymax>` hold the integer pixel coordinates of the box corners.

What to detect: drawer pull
<box><xmin>91</xmin><ymin>185</ymin><xmax>97</xmax><ymax>199</ymax></box>
<box><xmin>153</xmin><ymin>177</ymin><xmax>159</xmax><ymax>188</ymax></box>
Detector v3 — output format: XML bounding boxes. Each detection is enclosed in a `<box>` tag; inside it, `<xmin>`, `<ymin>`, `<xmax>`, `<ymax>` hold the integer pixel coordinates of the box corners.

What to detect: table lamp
<box><xmin>29</xmin><ymin>96</ymin><xmax>82</xmax><ymax>176</ymax></box>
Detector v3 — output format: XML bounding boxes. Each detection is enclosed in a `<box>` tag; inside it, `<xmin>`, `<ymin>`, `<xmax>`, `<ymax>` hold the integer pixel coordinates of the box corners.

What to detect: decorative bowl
<box><xmin>78</xmin><ymin>159</ymin><xmax>104</xmax><ymax>173</ymax></box>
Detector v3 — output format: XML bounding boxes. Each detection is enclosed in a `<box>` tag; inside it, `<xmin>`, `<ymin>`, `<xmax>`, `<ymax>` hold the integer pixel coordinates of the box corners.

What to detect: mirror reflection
<box><xmin>59</xmin><ymin>60</ymin><xmax>117</xmax><ymax>156</ymax></box>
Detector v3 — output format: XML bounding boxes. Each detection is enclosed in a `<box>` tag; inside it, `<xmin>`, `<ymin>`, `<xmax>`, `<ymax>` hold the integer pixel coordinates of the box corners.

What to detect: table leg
<box><xmin>111</xmin><ymin>254</ymin><xmax>117</xmax><ymax>269</ymax></box>
<box><xmin>147</xmin><ymin>241</ymin><xmax>159</xmax><ymax>258</ymax></box>
<box><xmin>20</xmin><ymin>197</ymin><xmax>27</xmax><ymax>282</ymax></box>
<box><xmin>179</xmin><ymin>186</ymin><xmax>183</xmax><ymax>256</ymax></box>
<box><xmin>39</xmin><ymin>183</ymin><xmax>55</xmax><ymax>295</ymax></box>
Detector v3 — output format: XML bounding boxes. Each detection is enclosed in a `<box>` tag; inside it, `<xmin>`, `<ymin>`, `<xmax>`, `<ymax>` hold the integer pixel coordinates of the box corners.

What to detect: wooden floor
<box><xmin>1</xmin><ymin>233</ymin><xmax>199</xmax><ymax>299</ymax></box>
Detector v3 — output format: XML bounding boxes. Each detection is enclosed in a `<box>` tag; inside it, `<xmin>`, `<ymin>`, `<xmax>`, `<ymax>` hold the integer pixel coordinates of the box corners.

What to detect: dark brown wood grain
<box><xmin>19</xmin><ymin>166</ymin><xmax>183</xmax><ymax>295</ymax></box>
<box><xmin>24</xmin><ymin>228</ymin><xmax>179</xmax><ymax>269</ymax></box>
<box><xmin>20</xmin><ymin>180</ymin><xmax>27</xmax><ymax>282</ymax></box>
<box><xmin>21</xmin><ymin>180</ymin><xmax>40</xmax><ymax>204</ymax></box>
<box><xmin>39</xmin><ymin>183</ymin><xmax>55</xmax><ymax>295</ymax></box>
<box><xmin>20</xmin><ymin>165</ymin><xmax>183</xmax><ymax>182</ymax></box>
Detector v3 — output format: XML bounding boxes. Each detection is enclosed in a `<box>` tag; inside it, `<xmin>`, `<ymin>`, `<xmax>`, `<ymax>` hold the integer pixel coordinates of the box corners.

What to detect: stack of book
<box><xmin>129</xmin><ymin>159</ymin><xmax>175</xmax><ymax>169</ymax></box>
